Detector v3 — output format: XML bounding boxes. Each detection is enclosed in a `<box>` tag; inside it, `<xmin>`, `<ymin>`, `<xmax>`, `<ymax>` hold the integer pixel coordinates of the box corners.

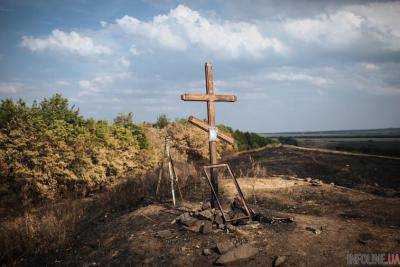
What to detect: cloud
<box><xmin>21</xmin><ymin>29</ymin><xmax>112</xmax><ymax>56</ymax></box>
<box><xmin>129</xmin><ymin>45</ymin><xmax>141</xmax><ymax>56</ymax></box>
<box><xmin>265</xmin><ymin>72</ymin><xmax>331</xmax><ymax>87</ymax></box>
<box><xmin>361</xmin><ymin>63</ymin><xmax>379</xmax><ymax>71</ymax></box>
<box><xmin>55</xmin><ymin>80</ymin><xmax>70</xmax><ymax>86</ymax></box>
<box><xmin>0</xmin><ymin>83</ymin><xmax>25</xmax><ymax>94</ymax></box>
<box><xmin>283</xmin><ymin>2</ymin><xmax>400</xmax><ymax>52</ymax></box>
<box><xmin>283</xmin><ymin>10</ymin><xmax>363</xmax><ymax>48</ymax></box>
<box><xmin>78</xmin><ymin>72</ymin><xmax>131</xmax><ymax>97</ymax></box>
<box><xmin>113</xmin><ymin>4</ymin><xmax>287</xmax><ymax>59</ymax></box>
<box><xmin>118</xmin><ymin>57</ymin><xmax>131</xmax><ymax>68</ymax></box>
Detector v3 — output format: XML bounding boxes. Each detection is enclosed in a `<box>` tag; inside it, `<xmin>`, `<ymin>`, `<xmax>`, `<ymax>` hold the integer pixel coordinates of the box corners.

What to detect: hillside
<box><xmin>2</xmin><ymin>143</ymin><xmax>399</xmax><ymax>265</ymax></box>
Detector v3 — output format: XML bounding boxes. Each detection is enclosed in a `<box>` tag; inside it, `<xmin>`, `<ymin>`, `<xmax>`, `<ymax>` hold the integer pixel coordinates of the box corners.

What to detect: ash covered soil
<box><xmin>64</xmin><ymin>145</ymin><xmax>400</xmax><ymax>266</ymax></box>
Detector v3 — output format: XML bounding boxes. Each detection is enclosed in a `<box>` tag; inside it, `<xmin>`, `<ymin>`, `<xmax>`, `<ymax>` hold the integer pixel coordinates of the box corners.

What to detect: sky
<box><xmin>0</xmin><ymin>0</ymin><xmax>399</xmax><ymax>132</ymax></box>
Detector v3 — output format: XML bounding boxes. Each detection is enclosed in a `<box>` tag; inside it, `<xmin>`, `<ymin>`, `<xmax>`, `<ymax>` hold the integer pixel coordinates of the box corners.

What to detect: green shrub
<box><xmin>154</xmin><ymin>114</ymin><xmax>169</xmax><ymax>129</ymax></box>
<box><xmin>217</xmin><ymin>124</ymin><xmax>276</xmax><ymax>151</ymax></box>
<box><xmin>278</xmin><ymin>136</ymin><xmax>298</xmax><ymax>146</ymax></box>
<box><xmin>0</xmin><ymin>94</ymin><xmax>153</xmax><ymax>207</ymax></box>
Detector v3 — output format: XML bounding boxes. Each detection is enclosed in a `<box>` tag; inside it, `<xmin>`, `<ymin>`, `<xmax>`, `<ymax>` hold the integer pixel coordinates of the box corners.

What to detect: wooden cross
<box><xmin>181</xmin><ymin>62</ymin><xmax>237</xmax><ymax>207</ymax></box>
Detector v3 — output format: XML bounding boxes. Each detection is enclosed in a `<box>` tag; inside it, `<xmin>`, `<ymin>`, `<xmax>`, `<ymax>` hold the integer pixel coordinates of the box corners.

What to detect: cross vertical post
<box><xmin>205</xmin><ymin>62</ymin><xmax>219</xmax><ymax>208</ymax></box>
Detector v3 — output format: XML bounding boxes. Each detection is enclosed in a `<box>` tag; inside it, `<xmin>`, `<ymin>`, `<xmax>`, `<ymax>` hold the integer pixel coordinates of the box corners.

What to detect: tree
<box><xmin>154</xmin><ymin>114</ymin><xmax>169</xmax><ymax>129</ymax></box>
<box><xmin>114</xmin><ymin>112</ymin><xmax>134</xmax><ymax>126</ymax></box>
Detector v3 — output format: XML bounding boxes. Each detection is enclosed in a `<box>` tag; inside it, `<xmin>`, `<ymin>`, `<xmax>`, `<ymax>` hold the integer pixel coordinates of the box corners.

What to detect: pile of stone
<box><xmin>173</xmin><ymin>197</ymin><xmax>258</xmax><ymax>234</ymax></box>
<box><xmin>173</xmin><ymin>198</ymin><xmax>295</xmax><ymax>234</ymax></box>
<box><xmin>305</xmin><ymin>177</ymin><xmax>323</xmax><ymax>186</ymax></box>
<box><xmin>174</xmin><ymin>207</ymin><xmax>231</xmax><ymax>234</ymax></box>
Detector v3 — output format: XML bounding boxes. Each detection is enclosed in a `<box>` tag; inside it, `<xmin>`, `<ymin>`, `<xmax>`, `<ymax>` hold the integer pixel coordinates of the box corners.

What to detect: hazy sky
<box><xmin>0</xmin><ymin>0</ymin><xmax>399</xmax><ymax>132</ymax></box>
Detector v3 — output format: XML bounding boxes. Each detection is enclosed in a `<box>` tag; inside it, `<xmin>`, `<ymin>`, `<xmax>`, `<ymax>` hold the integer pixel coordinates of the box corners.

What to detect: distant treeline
<box><xmin>216</xmin><ymin>125</ymin><xmax>277</xmax><ymax>151</ymax></box>
<box><xmin>263</xmin><ymin>134</ymin><xmax>400</xmax><ymax>139</ymax></box>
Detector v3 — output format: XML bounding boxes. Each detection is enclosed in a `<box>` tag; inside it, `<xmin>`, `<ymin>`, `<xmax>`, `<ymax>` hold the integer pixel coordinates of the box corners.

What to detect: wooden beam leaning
<box><xmin>188</xmin><ymin>116</ymin><xmax>235</xmax><ymax>144</ymax></box>
<box><xmin>181</xmin><ymin>93</ymin><xmax>236</xmax><ymax>102</ymax></box>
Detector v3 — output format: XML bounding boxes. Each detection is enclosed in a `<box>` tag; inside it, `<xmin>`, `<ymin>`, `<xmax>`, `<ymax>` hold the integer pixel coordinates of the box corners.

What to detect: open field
<box><xmin>260</xmin><ymin>128</ymin><xmax>400</xmax><ymax>157</ymax></box>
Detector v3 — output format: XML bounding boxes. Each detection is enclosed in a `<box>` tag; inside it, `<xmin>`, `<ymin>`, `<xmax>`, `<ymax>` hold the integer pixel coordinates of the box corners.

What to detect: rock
<box><xmin>186</xmin><ymin>220</ymin><xmax>203</xmax><ymax>233</ymax></box>
<box><xmin>201</xmin><ymin>221</ymin><xmax>213</xmax><ymax>234</ymax></box>
<box><xmin>226</xmin><ymin>224</ymin><xmax>237</xmax><ymax>232</ymax></box>
<box><xmin>143</xmin><ymin>258</ymin><xmax>154</xmax><ymax>264</ymax></box>
<box><xmin>306</xmin><ymin>226</ymin><xmax>321</xmax><ymax>235</ymax></box>
<box><xmin>203</xmin><ymin>248</ymin><xmax>212</xmax><ymax>256</ymax></box>
<box><xmin>273</xmin><ymin>256</ymin><xmax>286</xmax><ymax>266</ymax></box>
<box><xmin>201</xmin><ymin>201</ymin><xmax>212</xmax><ymax>210</ymax></box>
<box><xmin>383</xmin><ymin>189</ymin><xmax>397</xmax><ymax>197</ymax></box>
<box><xmin>215</xmin><ymin>244</ymin><xmax>258</xmax><ymax>265</ymax></box>
<box><xmin>244</xmin><ymin>221</ymin><xmax>261</xmax><ymax>229</ymax></box>
<box><xmin>177</xmin><ymin>212</ymin><xmax>198</xmax><ymax>227</ymax></box>
<box><xmin>197</xmin><ymin>209</ymin><xmax>215</xmax><ymax>221</ymax></box>
<box><xmin>305</xmin><ymin>177</ymin><xmax>312</xmax><ymax>182</ymax></box>
<box><xmin>156</xmin><ymin>230</ymin><xmax>173</xmax><ymax>238</ymax></box>
<box><xmin>358</xmin><ymin>232</ymin><xmax>374</xmax><ymax>245</ymax></box>
<box><xmin>311</xmin><ymin>179</ymin><xmax>322</xmax><ymax>186</ymax></box>
<box><xmin>214</xmin><ymin>212</ymin><xmax>224</xmax><ymax>227</ymax></box>
<box><xmin>216</xmin><ymin>240</ymin><xmax>235</xmax><ymax>254</ymax></box>
<box><xmin>230</xmin><ymin>196</ymin><xmax>248</xmax><ymax>214</ymax></box>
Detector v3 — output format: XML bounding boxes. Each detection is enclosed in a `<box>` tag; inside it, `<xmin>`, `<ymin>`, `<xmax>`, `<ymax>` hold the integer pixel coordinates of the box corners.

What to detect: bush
<box><xmin>217</xmin><ymin>124</ymin><xmax>276</xmax><ymax>151</ymax></box>
<box><xmin>278</xmin><ymin>136</ymin><xmax>298</xmax><ymax>146</ymax></box>
<box><xmin>0</xmin><ymin>94</ymin><xmax>153</xmax><ymax>207</ymax></box>
<box><xmin>154</xmin><ymin>114</ymin><xmax>169</xmax><ymax>129</ymax></box>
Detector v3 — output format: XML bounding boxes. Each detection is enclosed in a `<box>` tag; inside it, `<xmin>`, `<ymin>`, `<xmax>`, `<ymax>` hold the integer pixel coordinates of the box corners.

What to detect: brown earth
<box><xmin>59</xmin><ymin>146</ymin><xmax>400</xmax><ymax>266</ymax></box>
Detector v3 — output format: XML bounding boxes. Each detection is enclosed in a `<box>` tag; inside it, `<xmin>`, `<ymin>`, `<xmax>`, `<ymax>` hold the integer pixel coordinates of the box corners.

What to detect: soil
<box><xmin>61</xmin><ymin>145</ymin><xmax>400</xmax><ymax>266</ymax></box>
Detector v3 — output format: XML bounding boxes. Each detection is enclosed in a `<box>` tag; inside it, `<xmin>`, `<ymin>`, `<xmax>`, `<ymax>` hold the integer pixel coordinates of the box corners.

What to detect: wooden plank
<box><xmin>181</xmin><ymin>93</ymin><xmax>236</xmax><ymax>102</ymax></box>
<box><xmin>181</xmin><ymin>93</ymin><xmax>209</xmax><ymax>101</ymax></box>
<box><xmin>205</xmin><ymin>62</ymin><xmax>218</xmax><ymax>208</ymax></box>
<box><xmin>188</xmin><ymin>116</ymin><xmax>235</xmax><ymax>144</ymax></box>
<box><xmin>214</xmin><ymin>94</ymin><xmax>236</xmax><ymax>102</ymax></box>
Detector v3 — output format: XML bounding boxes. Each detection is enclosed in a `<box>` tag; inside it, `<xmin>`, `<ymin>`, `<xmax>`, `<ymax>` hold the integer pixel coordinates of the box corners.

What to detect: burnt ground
<box><xmin>61</xmin><ymin>145</ymin><xmax>400</xmax><ymax>266</ymax></box>
<box><xmin>228</xmin><ymin>145</ymin><xmax>400</xmax><ymax>197</ymax></box>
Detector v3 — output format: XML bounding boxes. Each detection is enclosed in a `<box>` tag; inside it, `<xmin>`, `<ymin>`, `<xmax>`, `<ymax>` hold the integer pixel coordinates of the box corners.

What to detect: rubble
<box><xmin>197</xmin><ymin>209</ymin><xmax>215</xmax><ymax>221</ymax></box>
<box><xmin>202</xmin><ymin>248</ymin><xmax>212</xmax><ymax>256</ymax></box>
<box><xmin>311</xmin><ymin>179</ymin><xmax>323</xmax><ymax>186</ymax></box>
<box><xmin>273</xmin><ymin>256</ymin><xmax>287</xmax><ymax>266</ymax></box>
<box><xmin>306</xmin><ymin>226</ymin><xmax>322</xmax><ymax>235</ymax></box>
<box><xmin>176</xmin><ymin>212</ymin><xmax>198</xmax><ymax>227</ymax></box>
<box><xmin>216</xmin><ymin>240</ymin><xmax>235</xmax><ymax>254</ymax></box>
<box><xmin>186</xmin><ymin>220</ymin><xmax>203</xmax><ymax>233</ymax></box>
<box><xmin>215</xmin><ymin>244</ymin><xmax>258</xmax><ymax>265</ymax></box>
<box><xmin>174</xmin><ymin>203</ymin><xmax>295</xmax><ymax>237</ymax></box>
<box><xmin>358</xmin><ymin>232</ymin><xmax>374</xmax><ymax>245</ymax></box>
<box><xmin>156</xmin><ymin>230</ymin><xmax>173</xmax><ymax>238</ymax></box>
<box><xmin>200</xmin><ymin>221</ymin><xmax>213</xmax><ymax>234</ymax></box>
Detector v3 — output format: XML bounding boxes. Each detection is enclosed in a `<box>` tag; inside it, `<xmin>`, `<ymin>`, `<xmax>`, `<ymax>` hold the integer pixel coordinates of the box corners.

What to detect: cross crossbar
<box><xmin>188</xmin><ymin>116</ymin><xmax>234</xmax><ymax>144</ymax></box>
<box><xmin>181</xmin><ymin>93</ymin><xmax>236</xmax><ymax>102</ymax></box>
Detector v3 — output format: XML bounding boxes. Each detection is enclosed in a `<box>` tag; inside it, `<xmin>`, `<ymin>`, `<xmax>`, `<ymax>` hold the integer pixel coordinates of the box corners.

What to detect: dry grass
<box><xmin>0</xmin><ymin>162</ymin><xmax>205</xmax><ymax>265</ymax></box>
<box><xmin>0</xmin><ymin>171</ymin><xmax>159</xmax><ymax>265</ymax></box>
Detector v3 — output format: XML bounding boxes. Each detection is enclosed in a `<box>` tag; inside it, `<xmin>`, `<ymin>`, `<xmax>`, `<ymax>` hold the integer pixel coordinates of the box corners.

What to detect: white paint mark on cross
<box><xmin>180</xmin><ymin>62</ymin><xmax>237</xmax><ymax>207</ymax></box>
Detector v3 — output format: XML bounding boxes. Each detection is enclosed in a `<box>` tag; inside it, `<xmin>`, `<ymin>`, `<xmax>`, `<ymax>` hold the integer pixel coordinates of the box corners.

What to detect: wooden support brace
<box><xmin>188</xmin><ymin>116</ymin><xmax>235</xmax><ymax>144</ymax></box>
<box><xmin>203</xmin><ymin>163</ymin><xmax>253</xmax><ymax>225</ymax></box>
